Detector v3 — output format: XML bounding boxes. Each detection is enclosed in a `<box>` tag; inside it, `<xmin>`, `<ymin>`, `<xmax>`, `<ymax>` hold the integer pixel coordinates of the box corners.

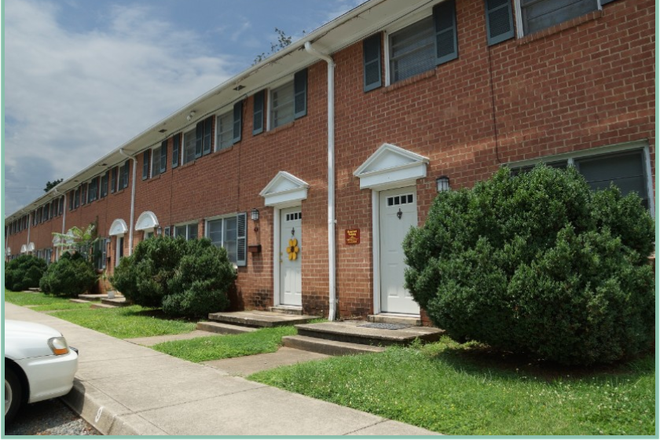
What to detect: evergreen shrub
<box><xmin>111</xmin><ymin>236</ymin><xmax>235</xmax><ymax>318</ymax></box>
<box><xmin>40</xmin><ymin>252</ymin><xmax>98</xmax><ymax>297</ymax></box>
<box><xmin>403</xmin><ymin>165</ymin><xmax>654</xmax><ymax>365</ymax></box>
<box><xmin>5</xmin><ymin>254</ymin><xmax>47</xmax><ymax>291</ymax></box>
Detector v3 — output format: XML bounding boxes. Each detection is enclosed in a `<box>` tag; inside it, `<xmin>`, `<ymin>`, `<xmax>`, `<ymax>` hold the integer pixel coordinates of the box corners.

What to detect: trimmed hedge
<box><xmin>5</xmin><ymin>254</ymin><xmax>47</xmax><ymax>291</ymax></box>
<box><xmin>403</xmin><ymin>165</ymin><xmax>654</xmax><ymax>366</ymax></box>
<box><xmin>111</xmin><ymin>237</ymin><xmax>235</xmax><ymax>318</ymax></box>
<box><xmin>40</xmin><ymin>252</ymin><xmax>98</xmax><ymax>297</ymax></box>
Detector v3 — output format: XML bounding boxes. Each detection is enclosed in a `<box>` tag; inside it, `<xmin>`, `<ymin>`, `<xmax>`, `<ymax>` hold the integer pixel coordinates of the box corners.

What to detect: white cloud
<box><xmin>4</xmin><ymin>0</ymin><xmax>234</xmax><ymax>214</ymax></box>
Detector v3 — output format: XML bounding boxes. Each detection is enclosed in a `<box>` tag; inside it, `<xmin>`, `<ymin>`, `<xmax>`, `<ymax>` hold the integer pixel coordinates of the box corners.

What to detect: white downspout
<box><xmin>304</xmin><ymin>41</ymin><xmax>337</xmax><ymax>321</ymax></box>
<box><xmin>119</xmin><ymin>149</ymin><xmax>137</xmax><ymax>256</ymax></box>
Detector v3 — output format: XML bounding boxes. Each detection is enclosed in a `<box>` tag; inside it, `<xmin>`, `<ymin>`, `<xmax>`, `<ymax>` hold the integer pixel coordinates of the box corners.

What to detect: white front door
<box><xmin>280</xmin><ymin>207</ymin><xmax>302</xmax><ymax>306</ymax></box>
<box><xmin>379</xmin><ymin>187</ymin><xmax>420</xmax><ymax>314</ymax></box>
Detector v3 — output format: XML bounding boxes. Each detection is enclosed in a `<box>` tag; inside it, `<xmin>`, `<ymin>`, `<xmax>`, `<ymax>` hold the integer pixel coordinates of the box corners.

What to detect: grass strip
<box><xmin>249</xmin><ymin>337</ymin><xmax>654</xmax><ymax>436</ymax></box>
<box><xmin>49</xmin><ymin>306</ymin><xmax>196</xmax><ymax>339</ymax></box>
<box><xmin>5</xmin><ymin>290</ymin><xmax>92</xmax><ymax>311</ymax></box>
<box><xmin>152</xmin><ymin>326</ymin><xmax>297</xmax><ymax>362</ymax></box>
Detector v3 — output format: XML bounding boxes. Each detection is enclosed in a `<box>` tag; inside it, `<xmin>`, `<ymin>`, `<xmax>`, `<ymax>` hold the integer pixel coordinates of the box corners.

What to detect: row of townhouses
<box><xmin>5</xmin><ymin>0</ymin><xmax>655</xmax><ymax>322</ymax></box>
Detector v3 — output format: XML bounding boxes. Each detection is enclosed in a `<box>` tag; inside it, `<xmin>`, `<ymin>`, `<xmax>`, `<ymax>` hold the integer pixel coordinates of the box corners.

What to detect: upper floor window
<box><xmin>387</xmin><ymin>1</ymin><xmax>457</xmax><ymax>85</ymax></box>
<box><xmin>216</xmin><ymin>101</ymin><xmax>243</xmax><ymax>151</ymax></box>
<box><xmin>119</xmin><ymin>161</ymin><xmax>130</xmax><ymax>190</ymax></box>
<box><xmin>100</xmin><ymin>172</ymin><xmax>109</xmax><ymax>198</ymax></box>
<box><xmin>262</xmin><ymin>68</ymin><xmax>307</xmax><ymax>131</ymax></box>
<box><xmin>152</xmin><ymin>141</ymin><xmax>167</xmax><ymax>177</ymax></box>
<box><xmin>517</xmin><ymin>0</ymin><xmax>599</xmax><ymax>36</ymax></box>
<box><xmin>183</xmin><ymin>129</ymin><xmax>196</xmax><ymax>165</ymax></box>
<box><xmin>88</xmin><ymin>178</ymin><xmax>98</xmax><ymax>203</ymax></box>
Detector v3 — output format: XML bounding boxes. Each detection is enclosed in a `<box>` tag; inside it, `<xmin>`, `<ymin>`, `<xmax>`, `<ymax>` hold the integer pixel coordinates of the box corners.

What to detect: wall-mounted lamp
<box><xmin>251</xmin><ymin>208</ymin><xmax>260</xmax><ymax>221</ymax></box>
<box><xmin>157</xmin><ymin>226</ymin><xmax>162</xmax><ymax>236</ymax></box>
<box><xmin>436</xmin><ymin>176</ymin><xmax>450</xmax><ymax>192</ymax></box>
<box><xmin>186</xmin><ymin>111</ymin><xmax>196</xmax><ymax>121</ymax></box>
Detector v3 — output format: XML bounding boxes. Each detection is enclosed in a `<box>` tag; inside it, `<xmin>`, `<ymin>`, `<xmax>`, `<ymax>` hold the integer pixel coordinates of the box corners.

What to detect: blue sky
<box><xmin>3</xmin><ymin>0</ymin><xmax>366</xmax><ymax>215</ymax></box>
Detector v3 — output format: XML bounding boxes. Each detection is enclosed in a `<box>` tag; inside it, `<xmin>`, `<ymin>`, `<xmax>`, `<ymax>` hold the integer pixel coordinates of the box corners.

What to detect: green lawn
<box><xmin>152</xmin><ymin>326</ymin><xmax>297</xmax><ymax>362</ymax></box>
<box><xmin>5</xmin><ymin>290</ymin><xmax>196</xmax><ymax>339</ymax></box>
<box><xmin>249</xmin><ymin>337</ymin><xmax>655</xmax><ymax>436</ymax></box>
<box><xmin>4</xmin><ymin>289</ymin><xmax>91</xmax><ymax>311</ymax></box>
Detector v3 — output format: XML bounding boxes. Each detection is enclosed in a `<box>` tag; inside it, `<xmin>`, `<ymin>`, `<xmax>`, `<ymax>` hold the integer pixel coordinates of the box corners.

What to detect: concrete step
<box><xmin>282</xmin><ymin>335</ymin><xmax>386</xmax><ymax>356</ymax></box>
<box><xmin>268</xmin><ymin>306</ymin><xmax>303</xmax><ymax>316</ymax></box>
<box><xmin>295</xmin><ymin>321</ymin><xmax>444</xmax><ymax>347</ymax></box>
<box><xmin>196</xmin><ymin>321</ymin><xmax>258</xmax><ymax>335</ymax></box>
<box><xmin>90</xmin><ymin>303</ymin><xmax>116</xmax><ymax>309</ymax></box>
<box><xmin>101</xmin><ymin>297</ymin><xmax>131</xmax><ymax>307</ymax></box>
<box><xmin>208</xmin><ymin>310</ymin><xmax>319</xmax><ymax>328</ymax></box>
<box><xmin>368</xmin><ymin>313</ymin><xmax>421</xmax><ymax>327</ymax></box>
<box><xmin>69</xmin><ymin>299</ymin><xmax>91</xmax><ymax>304</ymax></box>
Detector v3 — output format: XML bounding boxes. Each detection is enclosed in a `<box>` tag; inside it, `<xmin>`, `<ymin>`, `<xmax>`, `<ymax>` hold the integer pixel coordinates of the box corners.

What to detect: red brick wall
<box><xmin>8</xmin><ymin>0</ymin><xmax>654</xmax><ymax>320</ymax></box>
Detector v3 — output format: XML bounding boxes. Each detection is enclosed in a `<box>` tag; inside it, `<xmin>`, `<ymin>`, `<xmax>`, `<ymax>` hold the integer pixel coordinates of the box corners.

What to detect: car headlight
<box><xmin>47</xmin><ymin>336</ymin><xmax>70</xmax><ymax>355</ymax></box>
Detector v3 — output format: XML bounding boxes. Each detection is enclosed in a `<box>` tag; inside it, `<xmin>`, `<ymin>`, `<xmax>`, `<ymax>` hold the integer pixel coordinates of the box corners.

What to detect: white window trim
<box><xmin>205</xmin><ymin>213</ymin><xmax>246</xmax><ymax>266</ymax></box>
<box><xmin>173</xmin><ymin>221</ymin><xmax>198</xmax><ymax>240</ymax></box>
<box><xmin>383</xmin><ymin>8</ymin><xmax>434</xmax><ymax>87</ymax></box>
<box><xmin>514</xmin><ymin>0</ymin><xmax>603</xmax><ymax>38</ymax></box>
<box><xmin>215</xmin><ymin>109</ymin><xmax>234</xmax><ymax>152</ymax></box>
<box><xmin>266</xmin><ymin>75</ymin><xmax>294</xmax><ymax>131</ymax></box>
<box><xmin>150</xmin><ymin>144</ymin><xmax>161</xmax><ymax>177</ymax></box>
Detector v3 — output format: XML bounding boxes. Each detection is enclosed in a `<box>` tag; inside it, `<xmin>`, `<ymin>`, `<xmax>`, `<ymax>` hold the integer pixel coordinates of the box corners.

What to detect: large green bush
<box><xmin>111</xmin><ymin>237</ymin><xmax>186</xmax><ymax>307</ymax></box>
<box><xmin>404</xmin><ymin>165</ymin><xmax>654</xmax><ymax>366</ymax></box>
<box><xmin>40</xmin><ymin>252</ymin><xmax>98</xmax><ymax>297</ymax></box>
<box><xmin>5</xmin><ymin>254</ymin><xmax>47</xmax><ymax>291</ymax></box>
<box><xmin>111</xmin><ymin>236</ymin><xmax>235</xmax><ymax>318</ymax></box>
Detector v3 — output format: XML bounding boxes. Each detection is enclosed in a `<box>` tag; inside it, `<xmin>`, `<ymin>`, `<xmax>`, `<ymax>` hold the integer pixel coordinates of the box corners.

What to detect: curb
<box><xmin>62</xmin><ymin>379</ymin><xmax>167</xmax><ymax>435</ymax></box>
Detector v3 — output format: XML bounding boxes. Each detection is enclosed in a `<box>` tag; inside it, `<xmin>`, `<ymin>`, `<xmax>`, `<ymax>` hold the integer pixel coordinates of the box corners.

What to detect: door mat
<box><xmin>358</xmin><ymin>323</ymin><xmax>410</xmax><ymax>330</ymax></box>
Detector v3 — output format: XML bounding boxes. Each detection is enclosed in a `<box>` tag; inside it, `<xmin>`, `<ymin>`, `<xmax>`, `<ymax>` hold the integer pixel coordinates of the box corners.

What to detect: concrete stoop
<box><xmin>282</xmin><ymin>335</ymin><xmax>387</xmax><ymax>356</ymax></box>
<box><xmin>101</xmin><ymin>297</ymin><xmax>131</xmax><ymax>307</ymax></box>
<box><xmin>296</xmin><ymin>320</ymin><xmax>444</xmax><ymax>346</ymax></box>
<box><xmin>207</xmin><ymin>310</ymin><xmax>318</xmax><ymax>328</ymax></box>
<box><xmin>196</xmin><ymin>321</ymin><xmax>258</xmax><ymax>335</ymax></box>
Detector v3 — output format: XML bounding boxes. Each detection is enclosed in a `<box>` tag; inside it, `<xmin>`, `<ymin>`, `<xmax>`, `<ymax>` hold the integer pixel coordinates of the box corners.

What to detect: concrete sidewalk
<box><xmin>5</xmin><ymin>303</ymin><xmax>440</xmax><ymax>436</ymax></box>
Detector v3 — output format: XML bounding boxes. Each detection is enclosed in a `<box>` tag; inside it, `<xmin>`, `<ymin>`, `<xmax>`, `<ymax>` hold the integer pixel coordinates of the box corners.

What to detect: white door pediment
<box><xmin>135</xmin><ymin>211</ymin><xmax>159</xmax><ymax>231</ymax></box>
<box><xmin>354</xmin><ymin>143</ymin><xmax>429</xmax><ymax>190</ymax></box>
<box><xmin>260</xmin><ymin>171</ymin><xmax>309</xmax><ymax>208</ymax></box>
<box><xmin>109</xmin><ymin>219</ymin><xmax>128</xmax><ymax>237</ymax></box>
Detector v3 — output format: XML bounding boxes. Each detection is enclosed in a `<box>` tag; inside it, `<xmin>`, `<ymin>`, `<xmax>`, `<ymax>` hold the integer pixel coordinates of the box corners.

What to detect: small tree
<box><xmin>52</xmin><ymin>223</ymin><xmax>99</xmax><ymax>261</ymax></box>
<box><xmin>40</xmin><ymin>252</ymin><xmax>98</xmax><ymax>297</ymax></box>
<box><xmin>403</xmin><ymin>165</ymin><xmax>654</xmax><ymax>366</ymax></box>
<box><xmin>4</xmin><ymin>255</ymin><xmax>47</xmax><ymax>291</ymax></box>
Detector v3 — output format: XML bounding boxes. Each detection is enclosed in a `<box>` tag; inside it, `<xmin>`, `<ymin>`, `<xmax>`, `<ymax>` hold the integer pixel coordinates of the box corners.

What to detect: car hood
<box><xmin>5</xmin><ymin>320</ymin><xmax>65</xmax><ymax>360</ymax></box>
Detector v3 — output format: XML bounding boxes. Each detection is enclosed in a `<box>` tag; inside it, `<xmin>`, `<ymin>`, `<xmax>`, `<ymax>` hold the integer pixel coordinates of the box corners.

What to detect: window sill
<box><xmin>264</xmin><ymin>120</ymin><xmax>296</xmax><ymax>137</ymax></box>
<box><xmin>383</xmin><ymin>69</ymin><xmax>436</xmax><ymax>94</ymax></box>
<box><xmin>210</xmin><ymin>145</ymin><xmax>235</xmax><ymax>158</ymax></box>
<box><xmin>517</xmin><ymin>10</ymin><xmax>603</xmax><ymax>46</ymax></box>
<box><xmin>146</xmin><ymin>174</ymin><xmax>163</xmax><ymax>183</ymax></box>
<box><xmin>177</xmin><ymin>161</ymin><xmax>197</xmax><ymax>171</ymax></box>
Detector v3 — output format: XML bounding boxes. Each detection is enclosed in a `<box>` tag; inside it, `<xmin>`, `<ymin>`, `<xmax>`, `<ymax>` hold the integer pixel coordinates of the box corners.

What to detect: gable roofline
<box><xmin>7</xmin><ymin>0</ymin><xmax>440</xmax><ymax>221</ymax></box>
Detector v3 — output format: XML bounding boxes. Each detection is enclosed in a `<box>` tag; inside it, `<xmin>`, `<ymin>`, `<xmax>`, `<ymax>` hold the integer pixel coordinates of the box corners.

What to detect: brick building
<box><xmin>5</xmin><ymin>0</ymin><xmax>655</xmax><ymax>323</ymax></box>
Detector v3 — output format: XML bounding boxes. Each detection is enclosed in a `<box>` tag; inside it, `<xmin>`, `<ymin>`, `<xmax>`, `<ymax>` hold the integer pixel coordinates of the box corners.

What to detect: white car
<box><xmin>4</xmin><ymin>320</ymin><xmax>79</xmax><ymax>423</ymax></box>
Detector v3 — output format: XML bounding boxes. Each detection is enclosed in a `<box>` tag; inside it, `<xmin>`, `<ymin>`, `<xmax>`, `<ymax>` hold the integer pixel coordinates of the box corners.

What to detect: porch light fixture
<box><xmin>436</xmin><ymin>176</ymin><xmax>450</xmax><ymax>192</ymax></box>
<box><xmin>157</xmin><ymin>226</ymin><xmax>162</xmax><ymax>236</ymax></box>
<box><xmin>251</xmin><ymin>208</ymin><xmax>260</xmax><ymax>221</ymax></box>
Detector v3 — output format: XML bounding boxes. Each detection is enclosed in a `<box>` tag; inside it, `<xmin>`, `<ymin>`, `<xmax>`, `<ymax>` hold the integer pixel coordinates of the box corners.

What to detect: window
<box><xmin>174</xmin><ymin>223</ymin><xmax>198</xmax><ymax>240</ymax></box>
<box><xmin>517</xmin><ymin>0</ymin><xmax>598</xmax><ymax>36</ymax></box>
<box><xmin>88</xmin><ymin>178</ymin><xmax>98</xmax><ymax>203</ymax></box>
<box><xmin>216</xmin><ymin>111</ymin><xmax>233</xmax><ymax>151</ymax></box>
<box><xmin>195</xmin><ymin>116</ymin><xmax>214</xmax><ymax>158</ymax></box>
<box><xmin>269</xmin><ymin>69</ymin><xmax>307</xmax><ymax>130</ymax></box>
<box><xmin>74</xmin><ymin>188</ymin><xmax>80</xmax><ymax>209</ymax></box>
<box><xmin>206</xmin><ymin>213</ymin><xmax>247</xmax><ymax>266</ymax></box>
<box><xmin>81</xmin><ymin>183</ymin><xmax>87</xmax><ymax>206</ymax></box>
<box><xmin>111</xmin><ymin>167</ymin><xmax>118</xmax><ymax>193</ymax></box>
<box><xmin>388</xmin><ymin>1</ymin><xmax>457</xmax><ymax>84</ymax></box>
<box><xmin>142</xmin><ymin>150</ymin><xmax>150</xmax><ymax>180</ymax></box>
<box><xmin>100</xmin><ymin>172</ymin><xmax>109</xmax><ymax>198</ymax></box>
<box><xmin>509</xmin><ymin>146</ymin><xmax>652</xmax><ymax>210</ymax></box>
<box><xmin>183</xmin><ymin>129</ymin><xmax>196</xmax><ymax>165</ymax></box>
<box><xmin>152</xmin><ymin>140</ymin><xmax>167</xmax><ymax>176</ymax></box>
<box><xmin>119</xmin><ymin>161</ymin><xmax>130</xmax><ymax>190</ymax></box>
